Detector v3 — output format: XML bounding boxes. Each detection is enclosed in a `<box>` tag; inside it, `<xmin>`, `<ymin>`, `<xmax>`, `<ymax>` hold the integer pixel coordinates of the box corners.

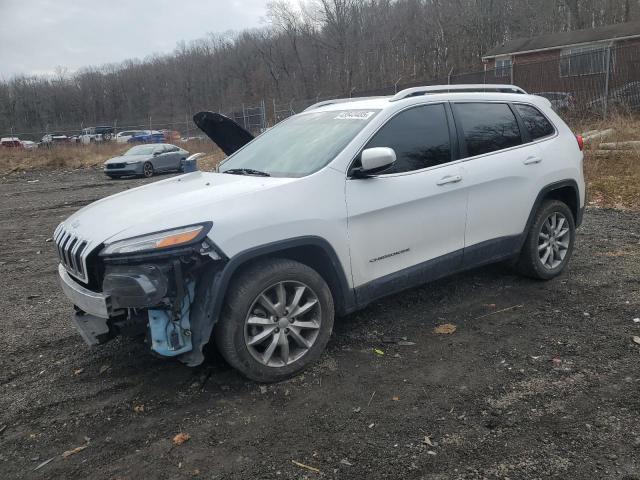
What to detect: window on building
<box><xmin>495</xmin><ymin>57</ymin><xmax>512</xmax><ymax>78</ymax></box>
<box><xmin>560</xmin><ymin>44</ymin><xmax>609</xmax><ymax>77</ymax></box>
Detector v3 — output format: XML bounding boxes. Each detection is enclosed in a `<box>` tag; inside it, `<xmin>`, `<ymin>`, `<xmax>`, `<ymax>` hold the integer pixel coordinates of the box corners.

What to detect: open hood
<box><xmin>193</xmin><ymin>111</ymin><xmax>254</xmax><ymax>156</ymax></box>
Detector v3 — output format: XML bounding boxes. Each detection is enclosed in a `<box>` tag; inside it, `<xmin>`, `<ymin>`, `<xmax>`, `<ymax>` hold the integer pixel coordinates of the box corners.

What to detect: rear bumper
<box><xmin>58</xmin><ymin>264</ymin><xmax>111</xmax><ymax>318</ymax></box>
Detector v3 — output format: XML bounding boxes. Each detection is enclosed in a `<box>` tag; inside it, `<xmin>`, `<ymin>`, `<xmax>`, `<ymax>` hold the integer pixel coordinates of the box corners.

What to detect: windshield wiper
<box><xmin>222</xmin><ymin>168</ymin><xmax>271</xmax><ymax>177</ymax></box>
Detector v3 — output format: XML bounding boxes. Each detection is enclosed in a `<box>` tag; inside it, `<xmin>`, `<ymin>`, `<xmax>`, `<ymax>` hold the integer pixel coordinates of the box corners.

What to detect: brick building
<box><xmin>482</xmin><ymin>21</ymin><xmax>640</xmax><ymax>100</ymax></box>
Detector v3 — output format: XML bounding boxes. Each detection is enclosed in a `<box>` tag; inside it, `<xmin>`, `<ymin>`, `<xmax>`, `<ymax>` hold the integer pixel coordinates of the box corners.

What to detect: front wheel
<box><xmin>517</xmin><ymin>199</ymin><xmax>576</xmax><ymax>280</ymax></box>
<box><xmin>214</xmin><ymin>258</ymin><xmax>334</xmax><ymax>382</ymax></box>
<box><xmin>142</xmin><ymin>161</ymin><xmax>154</xmax><ymax>178</ymax></box>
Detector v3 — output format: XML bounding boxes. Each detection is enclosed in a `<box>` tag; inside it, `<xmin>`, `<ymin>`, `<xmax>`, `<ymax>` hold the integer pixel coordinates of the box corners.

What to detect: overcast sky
<box><xmin>0</xmin><ymin>0</ymin><xmax>269</xmax><ymax>79</ymax></box>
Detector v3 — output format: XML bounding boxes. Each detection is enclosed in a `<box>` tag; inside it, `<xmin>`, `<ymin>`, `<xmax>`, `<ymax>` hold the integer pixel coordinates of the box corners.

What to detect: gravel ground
<box><xmin>1</xmin><ymin>168</ymin><xmax>639</xmax><ymax>480</ymax></box>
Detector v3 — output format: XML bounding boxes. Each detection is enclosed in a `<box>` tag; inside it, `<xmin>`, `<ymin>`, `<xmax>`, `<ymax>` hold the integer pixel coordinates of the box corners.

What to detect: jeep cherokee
<box><xmin>54</xmin><ymin>84</ymin><xmax>585</xmax><ymax>382</ymax></box>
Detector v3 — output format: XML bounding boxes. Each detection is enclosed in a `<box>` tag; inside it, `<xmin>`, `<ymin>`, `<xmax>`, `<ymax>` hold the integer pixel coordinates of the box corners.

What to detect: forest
<box><xmin>0</xmin><ymin>0</ymin><xmax>638</xmax><ymax>135</ymax></box>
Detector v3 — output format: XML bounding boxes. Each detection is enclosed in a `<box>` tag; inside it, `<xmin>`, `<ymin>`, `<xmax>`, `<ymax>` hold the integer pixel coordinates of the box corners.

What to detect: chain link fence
<box><xmin>2</xmin><ymin>43</ymin><xmax>638</xmax><ymax>144</ymax></box>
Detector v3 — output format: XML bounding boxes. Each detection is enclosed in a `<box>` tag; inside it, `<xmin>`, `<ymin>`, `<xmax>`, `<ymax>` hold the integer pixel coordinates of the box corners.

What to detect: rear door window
<box><xmin>453</xmin><ymin>103</ymin><xmax>522</xmax><ymax>157</ymax></box>
<box><xmin>363</xmin><ymin>103</ymin><xmax>451</xmax><ymax>173</ymax></box>
<box><xmin>515</xmin><ymin>104</ymin><xmax>555</xmax><ymax>140</ymax></box>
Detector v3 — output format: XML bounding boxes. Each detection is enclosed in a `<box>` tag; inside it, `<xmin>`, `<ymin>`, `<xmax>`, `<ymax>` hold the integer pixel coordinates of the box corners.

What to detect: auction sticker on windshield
<box><xmin>334</xmin><ymin>111</ymin><xmax>376</xmax><ymax>120</ymax></box>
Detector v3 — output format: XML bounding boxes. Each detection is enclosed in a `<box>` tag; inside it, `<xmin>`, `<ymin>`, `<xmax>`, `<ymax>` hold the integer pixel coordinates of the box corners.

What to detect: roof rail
<box><xmin>389</xmin><ymin>84</ymin><xmax>527</xmax><ymax>102</ymax></box>
<box><xmin>303</xmin><ymin>96</ymin><xmax>384</xmax><ymax>112</ymax></box>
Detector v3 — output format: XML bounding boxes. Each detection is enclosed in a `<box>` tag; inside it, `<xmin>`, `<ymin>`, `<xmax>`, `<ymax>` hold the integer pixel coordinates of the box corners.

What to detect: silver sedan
<box><xmin>103</xmin><ymin>144</ymin><xmax>189</xmax><ymax>178</ymax></box>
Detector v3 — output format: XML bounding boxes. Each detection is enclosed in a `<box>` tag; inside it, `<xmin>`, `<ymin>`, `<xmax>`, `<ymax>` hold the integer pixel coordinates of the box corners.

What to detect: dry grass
<box><xmin>2</xmin><ymin>114</ymin><xmax>639</xmax><ymax>210</ymax></box>
<box><xmin>570</xmin><ymin>113</ymin><xmax>640</xmax><ymax>210</ymax></box>
<box><xmin>0</xmin><ymin>140</ymin><xmax>224</xmax><ymax>174</ymax></box>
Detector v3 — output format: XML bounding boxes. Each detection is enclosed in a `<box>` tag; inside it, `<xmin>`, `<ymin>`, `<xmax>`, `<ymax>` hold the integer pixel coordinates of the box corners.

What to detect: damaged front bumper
<box><xmin>57</xmin><ymin>246</ymin><xmax>224</xmax><ymax>366</ymax></box>
<box><xmin>59</xmin><ymin>264</ymin><xmax>112</xmax><ymax>318</ymax></box>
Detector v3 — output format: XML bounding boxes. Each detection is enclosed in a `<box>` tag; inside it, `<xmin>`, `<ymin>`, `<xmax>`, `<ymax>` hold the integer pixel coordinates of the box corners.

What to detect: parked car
<box><xmin>41</xmin><ymin>133</ymin><xmax>71</xmax><ymax>145</ymax></box>
<box><xmin>534</xmin><ymin>92</ymin><xmax>576</xmax><ymax>112</ymax></box>
<box><xmin>80</xmin><ymin>126</ymin><xmax>115</xmax><ymax>144</ymax></box>
<box><xmin>1</xmin><ymin>137</ymin><xmax>22</xmax><ymax>148</ymax></box>
<box><xmin>161</xmin><ymin>129</ymin><xmax>182</xmax><ymax>143</ymax></box>
<box><xmin>115</xmin><ymin>130</ymin><xmax>147</xmax><ymax>144</ymax></box>
<box><xmin>586</xmin><ymin>81</ymin><xmax>640</xmax><ymax>112</ymax></box>
<box><xmin>54</xmin><ymin>84</ymin><xmax>585</xmax><ymax>382</ymax></box>
<box><xmin>103</xmin><ymin>143</ymin><xmax>188</xmax><ymax>178</ymax></box>
<box><xmin>21</xmin><ymin>140</ymin><xmax>37</xmax><ymax>149</ymax></box>
<box><xmin>127</xmin><ymin>130</ymin><xmax>165</xmax><ymax>144</ymax></box>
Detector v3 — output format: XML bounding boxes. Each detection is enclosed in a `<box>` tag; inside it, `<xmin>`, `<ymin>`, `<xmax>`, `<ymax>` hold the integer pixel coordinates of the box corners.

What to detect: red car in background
<box><xmin>161</xmin><ymin>129</ymin><xmax>182</xmax><ymax>143</ymax></box>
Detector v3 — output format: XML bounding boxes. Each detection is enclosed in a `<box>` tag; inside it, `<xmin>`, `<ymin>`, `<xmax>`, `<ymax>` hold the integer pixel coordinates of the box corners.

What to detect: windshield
<box><xmin>125</xmin><ymin>145</ymin><xmax>157</xmax><ymax>155</ymax></box>
<box><xmin>219</xmin><ymin>109</ymin><xmax>379</xmax><ymax>177</ymax></box>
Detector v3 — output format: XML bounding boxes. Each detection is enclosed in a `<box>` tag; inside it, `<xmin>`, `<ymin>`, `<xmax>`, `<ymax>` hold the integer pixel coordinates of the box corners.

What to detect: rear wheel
<box><xmin>517</xmin><ymin>200</ymin><xmax>575</xmax><ymax>280</ymax></box>
<box><xmin>142</xmin><ymin>162</ymin><xmax>154</xmax><ymax>178</ymax></box>
<box><xmin>214</xmin><ymin>258</ymin><xmax>334</xmax><ymax>382</ymax></box>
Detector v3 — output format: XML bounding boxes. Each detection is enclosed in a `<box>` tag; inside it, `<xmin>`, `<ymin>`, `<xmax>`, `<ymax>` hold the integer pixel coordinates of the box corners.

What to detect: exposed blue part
<box><xmin>148</xmin><ymin>281</ymin><xmax>195</xmax><ymax>357</ymax></box>
<box><xmin>183</xmin><ymin>158</ymin><xmax>198</xmax><ymax>173</ymax></box>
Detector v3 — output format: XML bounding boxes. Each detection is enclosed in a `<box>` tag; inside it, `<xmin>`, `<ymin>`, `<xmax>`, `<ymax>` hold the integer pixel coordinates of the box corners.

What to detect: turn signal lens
<box><xmin>155</xmin><ymin>228</ymin><xmax>201</xmax><ymax>248</ymax></box>
<box><xmin>100</xmin><ymin>224</ymin><xmax>209</xmax><ymax>256</ymax></box>
<box><xmin>575</xmin><ymin>134</ymin><xmax>584</xmax><ymax>151</ymax></box>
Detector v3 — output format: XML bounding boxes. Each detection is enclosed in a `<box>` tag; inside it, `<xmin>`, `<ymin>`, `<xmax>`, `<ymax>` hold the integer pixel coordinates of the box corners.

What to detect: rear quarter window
<box><xmin>515</xmin><ymin>104</ymin><xmax>555</xmax><ymax>140</ymax></box>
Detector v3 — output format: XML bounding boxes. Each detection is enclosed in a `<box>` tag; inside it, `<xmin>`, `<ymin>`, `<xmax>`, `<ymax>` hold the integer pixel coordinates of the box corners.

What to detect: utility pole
<box><xmin>603</xmin><ymin>46</ymin><xmax>612</xmax><ymax>118</ymax></box>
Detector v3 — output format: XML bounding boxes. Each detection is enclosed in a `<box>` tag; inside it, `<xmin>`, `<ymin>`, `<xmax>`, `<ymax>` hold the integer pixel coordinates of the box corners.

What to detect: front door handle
<box><xmin>437</xmin><ymin>175</ymin><xmax>462</xmax><ymax>186</ymax></box>
<box><xmin>523</xmin><ymin>155</ymin><xmax>542</xmax><ymax>165</ymax></box>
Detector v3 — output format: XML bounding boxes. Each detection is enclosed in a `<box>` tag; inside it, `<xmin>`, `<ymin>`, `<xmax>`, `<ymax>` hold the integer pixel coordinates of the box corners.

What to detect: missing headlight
<box><xmin>103</xmin><ymin>264</ymin><xmax>169</xmax><ymax>309</ymax></box>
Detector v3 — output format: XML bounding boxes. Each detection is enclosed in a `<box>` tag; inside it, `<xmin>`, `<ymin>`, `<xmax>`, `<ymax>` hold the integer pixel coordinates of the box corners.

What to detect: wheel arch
<box><xmin>214</xmin><ymin>237</ymin><xmax>355</xmax><ymax>320</ymax></box>
<box><xmin>520</xmin><ymin>179</ymin><xmax>582</xmax><ymax>250</ymax></box>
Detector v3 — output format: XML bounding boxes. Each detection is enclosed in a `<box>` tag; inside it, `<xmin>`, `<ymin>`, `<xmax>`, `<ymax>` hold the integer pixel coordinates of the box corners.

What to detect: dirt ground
<box><xmin>1</xmin><ymin>168</ymin><xmax>639</xmax><ymax>480</ymax></box>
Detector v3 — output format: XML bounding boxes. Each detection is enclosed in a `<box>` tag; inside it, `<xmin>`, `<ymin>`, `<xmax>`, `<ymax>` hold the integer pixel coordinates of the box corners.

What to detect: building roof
<box><xmin>484</xmin><ymin>21</ymin><xmax>640</xmax><ymax>59</ymax></box>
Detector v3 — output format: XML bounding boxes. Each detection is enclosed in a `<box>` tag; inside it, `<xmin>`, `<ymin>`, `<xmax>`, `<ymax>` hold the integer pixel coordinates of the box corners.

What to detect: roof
<box><xmin>304</xmin><ymin>84</ymin><xmax>528</xmax><ymax>112</ymax></box>
<box><xmin>307</xmin><ymin>88</ymin><xmax>551</xmax><ymax>113</ymax></box>
<box><xmin>484</xmin><ymin>21</ymin><xmax>640</xmax><ymax>59</ymax></box>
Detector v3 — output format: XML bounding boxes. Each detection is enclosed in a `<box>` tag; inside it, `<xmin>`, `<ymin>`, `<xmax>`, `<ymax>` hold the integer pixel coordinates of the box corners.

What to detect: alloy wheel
<box><xmin>538</xmin><ymin>212</ymin><xmax>570</xmax><ymax>269</ymax></box>
<box><xmin>244</xmin><ymin>281</ymin><xmax>321</xmax><ymax>367</ymax></box>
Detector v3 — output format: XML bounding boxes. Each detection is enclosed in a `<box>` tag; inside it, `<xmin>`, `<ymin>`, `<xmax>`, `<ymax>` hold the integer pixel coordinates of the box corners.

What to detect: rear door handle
<box><xmin>523</xmin><ymin>155</ymin><xmax>542</xmax><ymax>165</ymax></box>
<box><xmin>436</xmin><ymin>175</ymin><xmax>462</xmax><ymax>186</ymax></box>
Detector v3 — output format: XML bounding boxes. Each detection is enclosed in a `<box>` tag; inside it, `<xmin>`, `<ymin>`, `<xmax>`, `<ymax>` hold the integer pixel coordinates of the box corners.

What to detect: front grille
<box><xmin>107</xmin><ymin>163</ymin><xmax>125</xmax><ymax>169</ymax></box>
<box><xmin>54</xmin><ymin>225</ymin><xmax>90</xmax><ymax>283</ymax></box>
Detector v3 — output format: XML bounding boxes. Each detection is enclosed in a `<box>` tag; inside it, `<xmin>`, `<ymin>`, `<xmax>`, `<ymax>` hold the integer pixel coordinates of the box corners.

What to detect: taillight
<box><xmin>575</xmin><ymin>134</ymin><xmax>584</xmax><ymax>151</ymax></box>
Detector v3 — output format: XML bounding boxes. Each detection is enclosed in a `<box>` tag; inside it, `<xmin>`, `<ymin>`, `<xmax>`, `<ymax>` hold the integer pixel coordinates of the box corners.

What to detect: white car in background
<box><xmin>80</xmin><ymin>126</ymin><xmax>115</xmax><ymax>144</ymax></box>
<box><xmin>116</xmin><ymin>130</ymin><xmax>147</xmax><ymax>143</ymax></box>
<box><xmin>54</xmin><ymin>84</ymin><xmax>585</xmax><ymax>382</ymax></box>
<box><xmin>21</xmin><ymin>140</ymin><xmax>37</xmax><ymax>149</ymax></box>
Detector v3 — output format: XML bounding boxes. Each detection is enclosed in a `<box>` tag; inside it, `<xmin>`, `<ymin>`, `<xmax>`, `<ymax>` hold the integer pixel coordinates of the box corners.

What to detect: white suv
<box><xmin>54</xmin><ymin>85</ymin><xmax>585</xmax><ymax>382</ymax></box>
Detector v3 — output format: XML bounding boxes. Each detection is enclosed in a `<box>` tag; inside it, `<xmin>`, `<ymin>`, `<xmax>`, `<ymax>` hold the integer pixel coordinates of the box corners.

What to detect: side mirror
<box><xmin>153</xmin><ymin>151</ymin><xmax>160</xmax><ymax>156</ymax></box>
<box><xmin>353</xmin><ymin>147</ymin><xmax>396</xmax><ymax>178</ymax></box>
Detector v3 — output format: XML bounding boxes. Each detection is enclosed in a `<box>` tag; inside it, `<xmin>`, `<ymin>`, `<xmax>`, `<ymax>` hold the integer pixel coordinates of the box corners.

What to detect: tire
<box><xmin>214</xmin><ymin>258</ymin><xmax>334</xmax><ymax>382</ymax></box>
<box><xmin>516</xmin><ymin>199</ymin><xmax>575</xmax><ymax>280</ymax></box>
<box><xmin>178</xmin><ymin>158</ymin><xmax>185</xmax><ymax>172</ymax></box>
<box><xmin>142</xmin><ymin>162</ymin><xmax>154</xmax><ymax>178</ymax></box>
